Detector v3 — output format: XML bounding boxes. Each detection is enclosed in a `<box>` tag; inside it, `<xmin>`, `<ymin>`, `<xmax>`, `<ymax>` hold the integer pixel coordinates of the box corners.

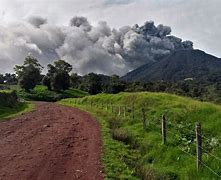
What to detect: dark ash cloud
<box><xmin>0</xmin><ymin>16</ymin><xmax>193</xmax><ymax>76</ymax></box>
<box><xmin>28</xmin><ymin>16</ymin><xmax>47</xmax><ymax>28</ymax></box>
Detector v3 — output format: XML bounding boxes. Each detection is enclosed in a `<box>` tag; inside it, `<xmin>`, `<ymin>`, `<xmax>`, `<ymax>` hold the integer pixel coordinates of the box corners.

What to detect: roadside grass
<box><xmin>0</xmin><ymin>89</ymin><xmax>34</xmax><ymax>121</ymax></box>
<box><xmin>58</xmin><ymin>101</ymin><xmax>140</xmax><ymax>179</ymax></box>
<box><xmin>60</xmin><ymin>92</ymin><xmax>221</xmax><ymax>179</ymax></box>
<box><xmin>0</xmin><ymin>102</ymin><xmax>34</xmax><ymax>120</ymax></box>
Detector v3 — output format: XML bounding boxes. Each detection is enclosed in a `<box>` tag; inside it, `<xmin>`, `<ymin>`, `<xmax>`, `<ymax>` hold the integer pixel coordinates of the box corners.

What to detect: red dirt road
<box><xmin>0</xmin><ymin>102</ymin><xmax>104</xmax><ymax>180</ymax></box>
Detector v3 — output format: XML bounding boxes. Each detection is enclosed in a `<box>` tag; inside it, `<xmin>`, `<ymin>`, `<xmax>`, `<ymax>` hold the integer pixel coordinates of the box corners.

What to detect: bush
<box><xmin>0</xmin><ymin>90</ymin><xmax>18</xmax><ymax>107</ymax></box>
<box><xmin>111</xmin><ymin>128</ymin><xmax>137</xmax><ymax>147</ymax></box>
<box><xmin>136</xmin><ymin>165</ymin><xmax>178</xmax><ymax>180</ymax></box>
<box><xmin>108</xmin><ymin>118</ymin><xmax>123</xmax><ymax>129</ymax></box>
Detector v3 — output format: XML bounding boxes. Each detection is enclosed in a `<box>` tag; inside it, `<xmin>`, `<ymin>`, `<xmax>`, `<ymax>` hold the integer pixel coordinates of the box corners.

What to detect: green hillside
<box><xmin>60</xmin><ymin>92</ymin><xmax>221</xmax><ymax>179</ymax></box>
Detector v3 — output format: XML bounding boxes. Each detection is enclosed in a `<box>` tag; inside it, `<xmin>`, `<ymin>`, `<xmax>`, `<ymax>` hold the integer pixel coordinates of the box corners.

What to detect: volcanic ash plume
<box><xmin>0</xmin><ymin>16</ymin><xmax>193</xmax><ymax>76</ymax></box>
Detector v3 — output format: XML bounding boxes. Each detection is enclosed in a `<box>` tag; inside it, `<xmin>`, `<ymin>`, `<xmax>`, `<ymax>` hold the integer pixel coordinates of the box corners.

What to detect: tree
<box><xmin>0</xmin><ymin>74</ymin><xmax>4</xmax><ymax>84</ymax></box>
<box><xmin>45</xmin><ymin>60</ymin><xmax>72</xmax><ymax>92</ymax></box>
<box><xmin>42</xmin><ymin>75</ymin><xmax>51</xmax><ymax>90</ymax></box>
<box><xmin>70</xmin><ymin>73</ymin><xmax>81</xmax><ymax>88</ymax></box>
<box><xmin>104</xmin><ymin>75</ymin><xmax>126</xmax><ymax>94</ymax></box>
<box><xmin>81</xmin><ymin>73</ymin><xmax>102</xmax><ymax>95</ymax></box>
<box><xmin>4</xmin><ymin>73</ymin><xmax>17</xmax><ymax>84</ymax></box>
<box><xmin>51</xmin><ymin>72</ymin><xmax>70</xmax><ymax>92</ymax></box>
<box><xmin>14</xmin><ymin>56</ymin><xmax>43</xmax><ymax>91</ymax></box>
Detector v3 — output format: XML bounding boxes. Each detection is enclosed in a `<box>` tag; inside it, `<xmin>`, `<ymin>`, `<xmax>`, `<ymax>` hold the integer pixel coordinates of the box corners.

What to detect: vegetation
<box><xmin>0</xmin><ymin>90</ymin><xmax>33</xmax><ymax>120</ymax></box>
<box><xmin>0</xmin><ymin>90</ymin><xmax>18</xmax><ymax>107</ymax></box>
<box><xmin>60</xmin><ymin>92</ymin><xmax>221</xmax><ymax>179</ymax></box>
<box><xmin>43</xmin><ymin>60</ymin><xmax>72</xmax><ymax>92</ymax></box>
<box><xmin>0</xmin><ymin>73</ymin><xmax>17</xmax><ymax>85</ymax></box>
<box><xmin>14</xmin><ymin>56</ymin><xmax>43</xmax><ymax>91</ymax></box>
<box><xmin>18</xmin><ymin>85</ymin><xmax>88</xmax><ymax>102</ymax></box>
<box><xmin>0</xmin><ymin>57</ymin><xmax>88</xmax><ymax>101</ymax></box>
<box><xmin>0</xmin><ymin>102</ymin><xmax>33</xmax><ymax>120</ymax></box>
<box><xmin>2</xmin><ymin>55</ymin><xmax>220</xmax><ymax>104</ymax></box>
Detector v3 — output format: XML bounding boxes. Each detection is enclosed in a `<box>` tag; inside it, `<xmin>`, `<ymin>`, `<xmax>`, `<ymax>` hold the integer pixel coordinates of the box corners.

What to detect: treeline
<box><xmin>0</xmin><ymin>73</ymin><xmax>17</xmax><ymax>85</ymax></box>
<box><xmin>1</xmin><ymin>56</ymin><xmax>220</xmax><ymax>104</ymax></box>
<box><xmin>70</xmin><ymin>74</ymin><xmax>221</xmax><ymax>103</ymax></box>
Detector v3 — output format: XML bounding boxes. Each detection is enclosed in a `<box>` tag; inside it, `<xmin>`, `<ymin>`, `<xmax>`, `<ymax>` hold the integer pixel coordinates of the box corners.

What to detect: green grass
<box><xmin>0</xmin><ymin>90</ymin><xmax>11</xmax><ymax>93</ymax></box>
<box><xmin>0</xmin><ymin>88</ymin><xmax>34</xmax><ymax>121</ymax></box>
<box><xmin>59</xmin><ymin>101</ymin><xmax>139</xmax><ymax>179</ymax></box>
<box><xmin>60</xmin><ymin>92</ymin><xmax>221</xmax><ymax>179</ymax></box>
<box><xmin>0</xmin><ymin>102</ymin><xmax>34</xmax><ymax>120</ymax></box>
<box><xmin>17</xmin><ymin>85</ymin><xmax>88</xmax><ymax>102</ymax></box>
<box><xmin>1</xmin><ymin>84</ymin><xmax>88</xmax><ymax>102</ymax></box>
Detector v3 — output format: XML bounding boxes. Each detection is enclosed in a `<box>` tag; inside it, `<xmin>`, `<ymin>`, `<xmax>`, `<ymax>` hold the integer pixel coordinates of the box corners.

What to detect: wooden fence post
<box><xmin>162</xmin><ymin>115</ymin><xmax>167</xmax><ymax>144</ymax></box>
<box><xmin>196</xmin><ymin>122</ymin><xmax>202</xmax><ymax>171</ymax></box>
<box><xmin>118</xmin><ymin>106</ymin><xmax>121</xmax><ymax>116</ymax></box>
<box><xmin>124</xmin><ymin>106</ymin><xmax>126</xmax><ymax>117</ymax></box>
<box><xmin>131</xmin><ymin>103</ymin><xmax>135</xmax><ymax>120</ymax></box>
<box><xmin>142</xmin><ymin>107</ymin><xmax>147</xmax><ymax>131</ymax></box>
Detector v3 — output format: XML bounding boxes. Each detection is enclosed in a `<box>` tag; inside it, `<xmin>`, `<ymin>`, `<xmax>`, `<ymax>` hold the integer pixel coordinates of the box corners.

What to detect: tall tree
<box><xmin>0</xmin><ymin>74</ymin><xmax>4</xmax><ymax>84</ymax></box>
<box><xmin>70</xmin><ymin>73</ymin><xmax>81</xmax><ymax>88</ymax></box>
<box><xmin>14</xmin><ymin>56</ymin><xmax>43</xmax><ymax>91</ymax></box>
<box><xmin>81</xmin><ymin>73</ymin><xmax>102</xmax><ymax>95</ymax></box>
<box><xmin>44</xmin><ymin>60</ymin><xmax>72</xmax><ymax>92</ymax></box>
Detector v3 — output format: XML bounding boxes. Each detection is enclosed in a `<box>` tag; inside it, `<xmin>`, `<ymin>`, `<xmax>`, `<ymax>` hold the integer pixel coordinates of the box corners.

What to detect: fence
<box><xmin>74</xmin><ymin>98</ymin><xmax>221</xmax><ymax>178</ymax></box>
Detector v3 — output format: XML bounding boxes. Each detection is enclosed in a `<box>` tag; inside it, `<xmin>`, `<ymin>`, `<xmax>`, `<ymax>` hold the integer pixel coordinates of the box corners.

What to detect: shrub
<box><xmin>0</xmin><ymin>90</ymin><xmax>18</xmax><ymax>107</ymax></box>
<box><xmin>111</xmin><ymin>128</ymin><xmax>139</xmax><ymax>149</ymax></box>
<box><xmin>108</xmin><ymin>118</ymin><xmax>123</xmax><ymax>129</ymax></box>
<box><xmin>136</xmin><ymin>165</ymin><xmax>178</xmax><ymax>180</ymax></box>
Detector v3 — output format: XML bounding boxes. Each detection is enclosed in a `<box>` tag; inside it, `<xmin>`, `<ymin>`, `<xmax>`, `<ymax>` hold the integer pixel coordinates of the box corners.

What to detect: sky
<box><xmin>0</xmin><ymin>0</ymin><xmax>220</xmax><ymax>75</ymax></box>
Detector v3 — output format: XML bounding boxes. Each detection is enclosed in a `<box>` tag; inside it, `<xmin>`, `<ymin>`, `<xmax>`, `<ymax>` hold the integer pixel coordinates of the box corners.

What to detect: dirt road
<box><xmin>0</xmin><ymin>102</ymin><xmax>104</xmax><ymax>180</ymax></box>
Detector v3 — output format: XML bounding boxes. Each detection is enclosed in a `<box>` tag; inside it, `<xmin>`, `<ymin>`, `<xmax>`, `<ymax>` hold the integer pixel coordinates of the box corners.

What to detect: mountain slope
<box><xmin>121</xmin><ymin>49</ymin><xmax>221</xmax><ymax>82</ymax></box>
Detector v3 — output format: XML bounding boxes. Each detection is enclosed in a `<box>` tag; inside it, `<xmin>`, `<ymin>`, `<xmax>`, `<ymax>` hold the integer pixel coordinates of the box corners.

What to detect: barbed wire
<box><xmin>75</xmin><ymin>101</ymin><xmax>221</xmax><ymax>177</ymax></box>
<box><xmin>166</xmin><ymin>136</ymin><xmax>221</xmax><ymax>178</ymax></box>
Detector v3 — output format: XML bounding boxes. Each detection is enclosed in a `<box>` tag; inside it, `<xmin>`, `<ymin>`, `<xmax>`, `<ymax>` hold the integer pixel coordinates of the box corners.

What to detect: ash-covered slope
<box><xmin>121</xmin><ymin>49</ymin><xmax>221</xmax><ymax>82</ymax></box>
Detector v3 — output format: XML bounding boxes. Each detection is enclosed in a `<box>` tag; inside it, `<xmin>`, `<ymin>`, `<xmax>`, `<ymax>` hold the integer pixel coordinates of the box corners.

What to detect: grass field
<box><xmin>60</xmin><ymin>92</ymin><xmax>221</xmax><ymax>179</ymax></box>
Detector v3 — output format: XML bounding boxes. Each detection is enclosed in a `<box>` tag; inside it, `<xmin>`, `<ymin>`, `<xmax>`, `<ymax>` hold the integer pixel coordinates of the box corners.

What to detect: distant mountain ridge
<box><xmin>121</xmin><ymin>49</ymin><xmax>221</xmax><ymax>83</ymax></box>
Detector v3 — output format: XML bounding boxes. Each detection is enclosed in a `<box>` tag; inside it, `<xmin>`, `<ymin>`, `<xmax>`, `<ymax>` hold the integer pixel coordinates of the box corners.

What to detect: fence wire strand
<box><xmin>77</xmin><ymin>101</ymin><xmax>221</xmax><ymax>178</ymax></box>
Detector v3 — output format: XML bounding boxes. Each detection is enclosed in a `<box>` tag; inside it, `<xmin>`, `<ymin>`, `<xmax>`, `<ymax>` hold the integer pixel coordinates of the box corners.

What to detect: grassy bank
<box><xmin>0</xmin><ymin>102</ymin><xmax>34</xmax><ymax>120</ymax></box>
<box><xmin>0</xmin><ymin>90</ymin><xmax>34</xmax><ymax>120</ymax></box>
<box><xmin>60</xmin><ymin>92</ymin><xmax>221</xmax><ymax>179</ymax></box>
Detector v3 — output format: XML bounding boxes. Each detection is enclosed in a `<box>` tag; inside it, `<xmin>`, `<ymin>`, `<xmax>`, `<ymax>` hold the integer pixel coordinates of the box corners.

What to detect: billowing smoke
<box><xmin>70</xmin><ymin>16</ymin><xmax>92</xmax><ymax>32</ymax></box>
<box><xmin>0</xmin><ymin>16</ymin><xmax>193</xmax><ymax>76</ymax></box>
<box><xmin>28</xmin><ymin>16</ymin><xmax>47</xmax><ymax>28</ymax></box>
